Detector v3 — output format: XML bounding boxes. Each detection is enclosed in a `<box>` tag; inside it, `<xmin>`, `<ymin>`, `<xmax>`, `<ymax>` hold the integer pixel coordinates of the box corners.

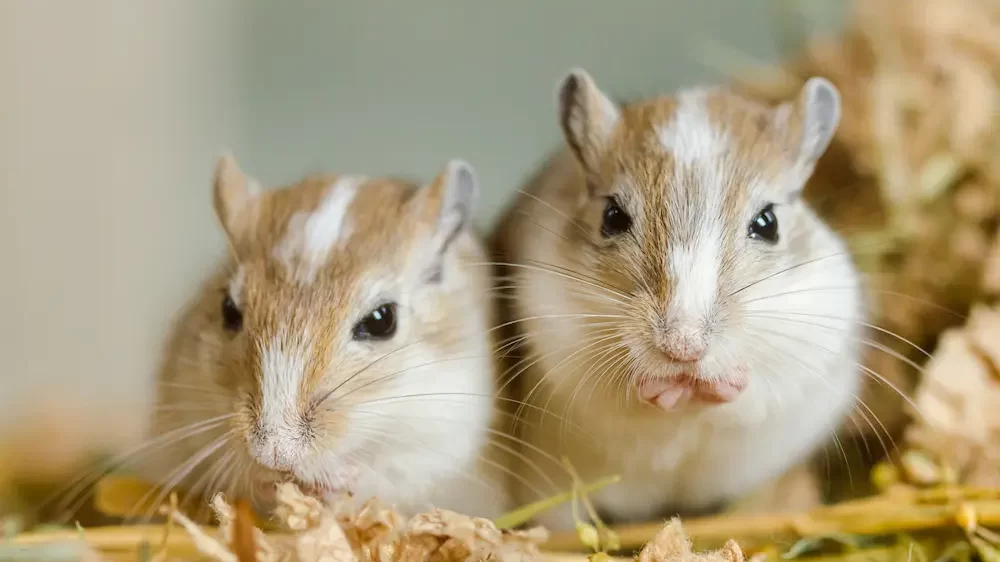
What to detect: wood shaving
<box><xmin>637</xmin><ymin>519</ymin><xmax>744</xmax><ymax>562</ymax></box>
<box><xmin>904</xmin><ymin>303</ymin><xmax>1000</xmax><ymax>487</ymax></box>
<box><xmin>166</xmin><ymin>482</ymin><xmax>547</xmax><ymax>562</ymax></box>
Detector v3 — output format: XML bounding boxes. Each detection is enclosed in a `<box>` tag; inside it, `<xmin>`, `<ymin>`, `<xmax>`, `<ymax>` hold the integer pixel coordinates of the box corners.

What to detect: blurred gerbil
<box><xmin>137</xmin><ymin>155</ymin><xmax>512</xmax><ymax>519</ymax></box>
<box><xmin>491</xmin><ymin>68</ymin><xmax>864</xmax><ymax>530</ymax></box>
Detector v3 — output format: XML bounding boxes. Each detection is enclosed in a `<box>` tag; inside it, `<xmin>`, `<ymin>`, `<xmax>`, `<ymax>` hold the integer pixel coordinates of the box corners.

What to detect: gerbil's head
<box><xmin>541</xmin><ymin>68</ymin><xmax>860</xmax><ymax>411</ymax></box>
<box><xmin>208</xmin><ymin>155</ymin><xmax>494</xmax><ymax>495</ymax></box>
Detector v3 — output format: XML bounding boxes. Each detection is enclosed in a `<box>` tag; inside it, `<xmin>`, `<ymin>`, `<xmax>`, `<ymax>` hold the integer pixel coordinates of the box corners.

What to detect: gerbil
<box><xmin>491</xmin><ymin>69</ymin><xmax>864</xmax><ymax>530</ymax></box>
<box><xmin>137</xmin><ymin>155</ymin><xmax>512</xmax><ymax>520</ymax></box>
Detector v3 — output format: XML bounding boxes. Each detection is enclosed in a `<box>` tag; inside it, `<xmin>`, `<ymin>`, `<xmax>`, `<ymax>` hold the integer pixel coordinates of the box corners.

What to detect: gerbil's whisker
<box><xmin>473</xmin><ymin>260</ymin><xmax>633</xmax><ymax>302</ymax></box>
<box><xmin>487</xmin><ymin>313</ymin><xmax>630</xmax><ymax>335</ymax></box>
<box><xmin>587</xmin><ymin>341</ymin><xmax>636</xmax><ymax>414</ymax></box>
<box><xmin>496</xmin><ymin>324</ymin><xmax>624</xmax><ymax>392</ymax></box>
<box><xmin>314</xmin><ymin>336</ymin><xmax>443</xmax><ymax>406</ymax></box>
<box><xmin>46</xmin><ymin>414</ymin><xmax>234</xmax><ymax>523</ymax></box>
<box><xmin>742</xmin><ymin>328</ymin><xmax>887</xmax><ymax>475</ymax></box>
<box><xmin>728</xmin><ymin>251</ymin><xmax>851</xmax><ymax>298</ymax></box>
<box><xmin>491</xmin><ymin>320</ymin><xmax>623</xmax><ymax>360</ymax></box>
<box><xmin>501</xmin><ymin>327</ymin><xmax>618</xmax><ymax>401</ymax></box>
<box><xmin>745</xmin><ymin>313</ymin><xmax>925</xmax><ymax>387</ymax></box>
<box><xmin>559</xmin><ymin>341</ymin><xmax>632</xmax><ymax>446</ymax></box>
<box><xmin>522</xmin><ymin>334</ymin><xmax>626</xmax><ymax>425</ymax></box>
<box><xmin>185</xmin><ymin>447</ymin><xmax>237</xmax><ymax>520</ymax></box>
<box><xmin>556</xmin><ymin>338</ymin><xmax>629</xmax><ymax>418</ymax></box>
<box><xmin>513</xmin><ymin>188</ymin><xmax>591</xmax><ymax>238</ymax></box>
<box><xmin>745</xmin><ymin>322</ymin><xmax>905</xmax><ymax>456</ymax></box>
<box><xmin>351</xmin><ymin>409</ymin><xmax>561</xmax><ymax>499</ymax></box>
<box><xmin>743</xmin><ymin>285</ymin><xmax>966</xmax><ymax>320</ymax></box>
<box><xmin>343</xmin><ymin>419</ymin><xmax>520</xmax><ymax>501</ymax></box>
<box><xmin>323</xmin><ymin>354</ymin><xmax>495</xmax><ymax>407</ymax></box>
<box><xmin>744</xmin><ymin>309</ymin><xmax>933</xmax><ymax>359</ymax></box>
<box><xmin>132</xmin><ymin>430</ymin><xmax>235</xmax><ymax>523</ymax></box>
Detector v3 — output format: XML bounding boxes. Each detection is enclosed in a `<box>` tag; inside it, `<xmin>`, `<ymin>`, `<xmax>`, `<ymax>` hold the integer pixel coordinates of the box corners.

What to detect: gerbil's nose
<box><xmin>252</xmin><ymin>441</ymin><xmax>301</xmax><ymax>471</ymax></box>
<box><xmin>248</xmin><ymin>427</ymin><xmax>306</xmax><ymax>471</ymax></box>
<box><xmin>655</xmin><ymin>326</ymin><xmax>708</xmax><ymax>363</ymax></box>
<box><xmin>271</xmin><ymin>445</ymin><xmax>297</xmax><ymax>471</ymax></box>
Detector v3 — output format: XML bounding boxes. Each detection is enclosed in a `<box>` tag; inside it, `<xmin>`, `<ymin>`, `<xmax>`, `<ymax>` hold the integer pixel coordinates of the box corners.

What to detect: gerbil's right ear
<box><xmin>557</xmin><ymin>68</ymin><xmax>620</xmax><ymax>175</ymax></box>
<box><xmin>212</xmin><ymin>152</ymin><xmax>261</xmax><ymax>245</ymax></box>
<box><xmin>783</xmin><ymin>77</ymin><xmax>841</xmax><ymax>171</ymax></box>
<box><xmin>416</xmin><ymin>159</ymin><xmax>479</xmax><ymax>283</ymax></box>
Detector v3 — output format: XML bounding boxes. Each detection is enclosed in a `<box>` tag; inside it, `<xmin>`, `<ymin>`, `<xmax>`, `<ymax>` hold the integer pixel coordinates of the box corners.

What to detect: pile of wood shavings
<box><xmin>733</xmin><ymin>0</ymin><xmax>1000</xmax><ymax>447</ymax></box>
<box><xmin>168</xmin><ymin>483</ymin><xmax>548</xmax><ymax>562</ymax></box>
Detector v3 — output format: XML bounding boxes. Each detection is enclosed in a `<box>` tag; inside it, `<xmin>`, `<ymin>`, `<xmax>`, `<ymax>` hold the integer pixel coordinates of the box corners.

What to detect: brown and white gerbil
<box><xmin>137</xmin><ymin>154</ymin><xmax>512</xmax><ymax>519</ymax></box>
<box><xmin>491</xmin><ymin>69</ymin><xmax>864</xmax><ymax>530</ymax></box>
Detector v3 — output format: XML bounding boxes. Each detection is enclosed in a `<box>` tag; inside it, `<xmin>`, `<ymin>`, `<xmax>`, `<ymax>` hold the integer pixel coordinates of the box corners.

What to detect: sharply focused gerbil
<box><xmin>491</xmin><ymin>68</ymin><xmax>864</xmax><ymax>530</ymax></box>
<box><xmin>138</xmin><ymin>155</ymin><xmax>511</xmax><ymax>519</ymax></box>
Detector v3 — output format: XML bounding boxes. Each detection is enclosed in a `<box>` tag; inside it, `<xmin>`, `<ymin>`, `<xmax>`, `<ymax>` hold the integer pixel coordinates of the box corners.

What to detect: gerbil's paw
<box><xmin>638</xmin><ymin>374</ymin><xmax>747</xmax><ymax>410</ymax></box>
<box><xmin>298</xmin><ymin>465</ymin><xmax>360</xmax><ymax>501</ymax></box>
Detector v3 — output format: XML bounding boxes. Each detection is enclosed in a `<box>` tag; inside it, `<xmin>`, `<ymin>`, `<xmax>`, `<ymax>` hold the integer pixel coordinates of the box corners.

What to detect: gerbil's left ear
<box><xmin>790</xmin><ymin>77</ymin><xmax>841</xmax><ymax>169</ymax></box>
<box><xmin>557</xmin><ymin>68</ymin><xmax>621</xmax><ymax>176</ymax></box>
<box><xmin>212</xmin><ymin>151</ymin><xmax>261</xmax><ymax>246</ymax></box>
<box><xmin>417</xmin><ymin>159</ymin><xmax>479</xmax><ymax>282</ymax></box>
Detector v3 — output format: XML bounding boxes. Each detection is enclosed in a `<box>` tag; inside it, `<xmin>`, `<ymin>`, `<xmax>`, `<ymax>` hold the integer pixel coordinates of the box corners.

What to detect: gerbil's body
<box><xmin>492</xmin><ymin>70</ymin><xmax>863</xmax><ymax>529</ymax></box>
<box><xmin>139</xmin><ymin>158</ymin><xmax>511</xmax><ymax>519</ymax></box>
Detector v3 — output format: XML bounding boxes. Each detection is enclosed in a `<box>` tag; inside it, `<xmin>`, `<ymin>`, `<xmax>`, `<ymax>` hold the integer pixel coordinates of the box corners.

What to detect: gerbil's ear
<box><xmin>212</xmin><ymin>152</ymin><xmax>261</xmax><ymax>244</ymax></box>
<box><xmin>557</xmin><ymin>68</ymin><xmax>620</xmax><ymax>175</ymax></box>
<box><xmin>787</xmin><ymin>77</ymin><xmax>841</xmax><ymax>169</ymax></box>
<box><xmin>417</xmin><ymin>159</ymin><xmax>479</xmax><ymax>282</ymax></box>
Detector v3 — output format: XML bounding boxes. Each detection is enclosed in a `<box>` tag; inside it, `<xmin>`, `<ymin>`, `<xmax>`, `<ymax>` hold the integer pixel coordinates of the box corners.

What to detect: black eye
<box><xmin>353</xmin><ymin>303</ymin><xmax>397</xmax><ymax>341</ymax></box>
<box><xmin>600</xmin><ymin>197</ymin><xmax>632</xmax><ymax>237</ymax></box>
<box><xmin>221</xmin><ymin>294</ymin><xmax>243</xmax><ymax>332</ymax></box>
<box><xmin>748</xmin><ymin>204</ymin><xmax>779</xmax><ymax>244</ymax></box>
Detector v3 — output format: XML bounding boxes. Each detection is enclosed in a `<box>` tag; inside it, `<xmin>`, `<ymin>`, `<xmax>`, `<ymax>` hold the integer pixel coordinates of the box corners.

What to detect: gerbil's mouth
<box><xmin>296</xmin><ymin>479</ymin><xmax>352</xmax><ymax>498</ymax></box>
<box><xmin>637</xmin><ymin>371</ymin><xmax>747</xmax><ymax>410</ymax></box>
<box><xmin>254</xmin><ymin>474</ymin><xmax>351</xmax><ymax>499</ymax></box>
<box><xmin>290</xmin><ymin>464</ymin><xmax>360</xmax><ymax>499</ymax></box>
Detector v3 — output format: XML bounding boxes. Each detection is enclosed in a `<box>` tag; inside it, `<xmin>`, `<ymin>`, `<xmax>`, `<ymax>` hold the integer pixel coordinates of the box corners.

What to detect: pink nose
<box><xmin>655</xmin><ymin>329</ymin><xmax>708</xmax><ymax>362</ymax></box>
<box><xmin>271</xmin><ymin>445</ymin><xmax>292</xmax><ymax>470</ymax></box>
<box><xmin>248</xmin><ymin>433</ymin><xmax>303</xmax><ymax>471</ymax></box>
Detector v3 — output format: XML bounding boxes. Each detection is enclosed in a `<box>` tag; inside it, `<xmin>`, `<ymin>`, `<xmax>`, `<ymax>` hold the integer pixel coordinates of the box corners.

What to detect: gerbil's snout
<box><xmin>653</xmin><ymin>322</ymin><xmax>709</xmax><ymax>363</ymax></box>
<box><xmin>247</xmin><ymin>421</ymin><xmax>309</xmax><ymax>472</ymax></box>
<box><xmin>637</xmin><ymin>313</ymin><xmax>749</xmax><ymax>411</ymax></box>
